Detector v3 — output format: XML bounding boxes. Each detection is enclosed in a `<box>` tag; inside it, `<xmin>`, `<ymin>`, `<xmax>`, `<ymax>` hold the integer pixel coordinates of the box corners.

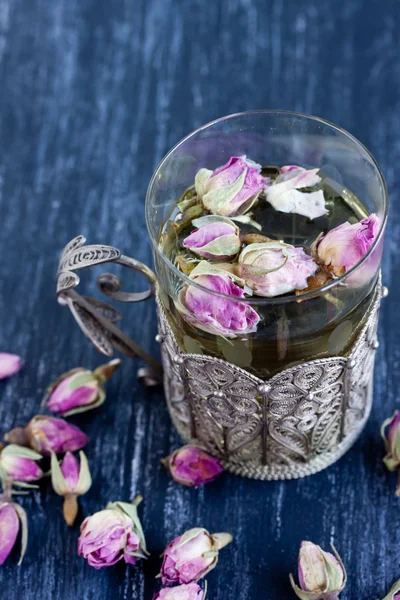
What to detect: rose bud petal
<box><xmin>380</xmin><ymin>579</ymin><xmax>400</xmax><ymax>600</ymax></box>
<box><xmin>183</xmin><ymin>216</ymin><xmax>241</xmax><ymax>260</ymax></box>
<box><xmin>162</xmin><ymin>446</ymin><xmax>224</xmax><ymax>488</ymax></box>
<box><xmin>0</xmin><ymin>500</ymin><xmax>28</xmax><ymax>566</ymax></box>
<box><xmin>0</xmin><ymin>444</ymin><xmax>43</xmax><ymax>485</ymax></box>
<box><xmin>153</xmin><ymin>583</ymin><xmax>206</xmax><ymax>600</ymax></box>
<box><xmin>175</xmin><ymin>261</ymin><xmax>260</xmax><ymax>338</ymax></box>
<box><xmin>46</xmin><ymin>359</ymin><xmax>121</xmax><ymax>417</ymax></box>
<box><xmin>195</xmin><ymin>156</ymin><xmax>269</xmax><ymax>217</ymax></box>
<box><xmin>266</xmin><ymin>165</ymin><xmax>327</xmax><ymax>220</ymax></box>
<box><xmin>239</xmin><ymin>242</ymin><xmax>318</xmax><ymax>297</ymax></box>
<box><xmin>5</xmin><ymin>416</ymin><xmax>89</xmax><ymax>456</ymax></box>
<box><xmin>51</xmin><ymin>451</ymin><xmax>92</xmax><ymax>526</ymax></box>
<box><xmin>78</xmin><ymin>496</ymin><xmax>147</xmax><ymax>569</ymax></box>
<box><xmin>289</xmin><ymin>541</ymin><xmax>346</xmax><ymax>600</ymax></box>
<box><xmin>314</xmin><ymin>214</ymin><xmax>380</xmax><ymax>287</ymax></box>
<box><xmin>159</xmin><ymin>527</ymin><xmax>232</xmax><ymax>585</ymax></box>
<box><xmin>0</xmin><ymin>353</ymin><xmax>22</xmax><ymax>380</ymax></box>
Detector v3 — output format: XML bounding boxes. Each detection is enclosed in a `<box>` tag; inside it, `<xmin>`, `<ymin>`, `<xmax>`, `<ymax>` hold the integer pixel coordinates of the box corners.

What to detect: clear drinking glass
<box><xmin>146</xmin><ymin>111</ymin><xmax>387</xmax><ymax>379</ymax></box>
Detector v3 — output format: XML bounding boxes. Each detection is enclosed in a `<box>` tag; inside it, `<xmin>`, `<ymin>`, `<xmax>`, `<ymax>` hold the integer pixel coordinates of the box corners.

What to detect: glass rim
<box><xmin>145</xmin><ymin>109</ymin><xmax>389</xmax><ymax>305</ymax></box>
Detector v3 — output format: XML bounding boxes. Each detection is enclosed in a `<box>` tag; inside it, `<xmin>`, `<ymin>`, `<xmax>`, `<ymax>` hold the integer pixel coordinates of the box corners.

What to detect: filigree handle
<box><xmin>57</xmin><ymin>236</ymin><xmax>162</xmax><ymax>385</ymax></box>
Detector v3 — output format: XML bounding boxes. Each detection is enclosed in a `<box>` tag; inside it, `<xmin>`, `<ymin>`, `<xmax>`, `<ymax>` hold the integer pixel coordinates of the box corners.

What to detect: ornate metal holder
<box><xmin>57</xmin><ymin>236</ymin><xmax>386</xmax><ymax>480</ymax></box>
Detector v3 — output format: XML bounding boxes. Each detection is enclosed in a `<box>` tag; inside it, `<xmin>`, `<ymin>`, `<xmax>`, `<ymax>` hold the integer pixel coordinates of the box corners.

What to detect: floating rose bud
<box><xmin>46</xmin><ymin>359</ymin><xmax>121</xmax><ymax>416</ymax></box>
<box><xmin>175</xmin><ymin>261</ymin><xmax>260</xmax><ymax>338</ymax></box>
<box><xmin>238</xmin><ymin>242</ymin><xmax>318</xmax><ymax>297</ymax></box>
<box><xmin>0</xmin><ymin>353</ymin><xmax>22</xmax><ymax>380</ymax></box>
<box><xmin>5</xmin><ymin>416</ymin><xmax>89</xmax><ymax>456</ymax></box>
<box><xmin>314</xmin><ymin>214</ymin><xmax>380</xmax><ymax>286</ymax></box>
<box><xmin>266</xmin><ymin>165</ymin><xmax>327</xmax><ymax>220</ymax></box>
<box><xmin>183</xmin><ymin>216</ymin><xmax>241</xmax><ymax>260</ymax></box>
<box><xmin>162</xmin><ymin>446</ymin><xmax>223</xmax><ymax>488</ymax></box>
<box><xmin>195</xmin><ymin>156</ymin><xmax>269</xmax><ymax>217</ymax></box>
<box><xmin>78</xmin><ymin>496</ymin><xmax>147</xmax><ymax>569</ymax></box>
<box><xmin>160</xmin><ymin>527</ymin><xmax>232</xmax><ymax>585</ymax></box>
<box><xmin>290</xmin><ymin>541</ymin><xmax>346</xmax><ymax>600</ymax></box>
<box><xmin>0</xmin><ymin>500</ymin><xmax>28</xmax><ymax>566</ymax></box>
<box><xmin>51</xmin><ymin>451</ymin><xmax>92</xmax><ymax>526</ymax></box>
<box><xmin>153</xmin><ymin>583</ymin><xmax>206</xmax><ymax>600</ymax></box>
<box><xmin>0</xmin><ymin>444</ymin><xmax>43</xmax><ymax>485</ymax></box>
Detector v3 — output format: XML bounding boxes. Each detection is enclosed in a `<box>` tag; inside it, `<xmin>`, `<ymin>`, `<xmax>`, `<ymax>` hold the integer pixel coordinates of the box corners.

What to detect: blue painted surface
<box><xmin>0</xmin><ymin>1</ymin><xmax>399</xmax><ymax>598</ymax></box>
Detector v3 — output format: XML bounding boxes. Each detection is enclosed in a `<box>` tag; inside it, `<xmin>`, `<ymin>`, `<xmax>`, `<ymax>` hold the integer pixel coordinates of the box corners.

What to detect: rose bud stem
<box><xmin>63</xmin><ymin>494</ymin><xmax>79</xmax><ymax>526</ymax></box>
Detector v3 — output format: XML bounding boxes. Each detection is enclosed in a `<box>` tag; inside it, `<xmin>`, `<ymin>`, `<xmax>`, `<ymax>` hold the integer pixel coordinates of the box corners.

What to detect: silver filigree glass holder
<box><xmin>56</xmin><ymin>236</ymin><xmax>386</xmax><ymax>480</ymax></box>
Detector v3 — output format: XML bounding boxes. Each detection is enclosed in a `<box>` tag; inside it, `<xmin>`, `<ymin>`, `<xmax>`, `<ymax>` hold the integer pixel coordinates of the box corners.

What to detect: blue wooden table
<box><xmin>0</xmin><ymin>1</ymin><xmax>399</xmax><ymax>598</ymax></box>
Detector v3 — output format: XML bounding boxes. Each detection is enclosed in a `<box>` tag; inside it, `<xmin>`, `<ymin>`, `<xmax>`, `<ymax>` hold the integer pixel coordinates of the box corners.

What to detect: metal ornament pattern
<box><xmin>156</xmin><ymin>282</ymin><xmax>383</xmax><ymax>480</ymax></box>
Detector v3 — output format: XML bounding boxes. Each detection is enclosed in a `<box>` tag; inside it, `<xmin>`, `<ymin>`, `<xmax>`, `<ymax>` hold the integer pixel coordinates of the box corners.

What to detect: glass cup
<box><xmin>144</xmin><ymin>111</ymin><xmax>388</xmax><ymax>479</ymax></box>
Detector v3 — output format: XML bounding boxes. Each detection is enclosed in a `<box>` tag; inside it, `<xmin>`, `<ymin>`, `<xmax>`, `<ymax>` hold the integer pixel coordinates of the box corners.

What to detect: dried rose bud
<box><xmin>238</xmin><ymin>242</ymin><xmax>318</xmax><ymax>297</ymax></box>
<box><xmin>153</xmin><ymin>583</ymin><xmax>206</xmax><ymax>600</ymax></box>
<box><xmin>290</xmin><ymin>541</ymin><xmax>346</xmax><ymax>600</ymax></box>
<box><xmin>46</xmin><ymin>359</ymin><xmax>121</xmax><ymax>416</ymax></box>
<box><xmin>0</xmin><ymin>499</ymin><xmax>28</xmax><ymax>566</ymax></box>
<box><xmin>381</xmin><ymin>412</ymin><xmax>400</xmax><ymax>495</ymax></box>
<box><xmin>78</xmin><ymin>496</ymin><xmax>147</xmax><ymax>569</ymax></box>
<box><xmin>0</xmin><ymin>444</ymin><xmax>43</xmax><ymax>486</ymax></box>
<box><xmin>183</xmin><ymin>216</ymin><xmax>241</xmax><ymax>260</ymax></box>
<box><xmin>314</xmin><ymin>214</ymin><xmax>380</xmax><ymax>286</ymax></box>
<box><xmin>162</xmin><ymin>446</ymin><xmax>224</xmax><ymax>488</ymax></box>
<box><xmin>0</xmin><ymin>353</ymin><xmax>22</xmax><ymax>380</ymax></box>
<box><xmin>380</xmin><ymin>579</ymin><xmax>400</xmax><ymax>600</ymax></box>
<box><xmin>266</xmin><ymin>165</ymin><xmax>327</xmax><ymax>220</ymax></box>
<box><xmin>5</xmin><ymin>416</ymin><xmax>89</xmax><ymax>456</ymax></box>
<box><xmin>176</xmin><ymin>261</ymin><xmax>260</xmax><ymax>338</ymax></box>
<box><xmin>51</xmin><ymin>451</ymin><xmax>92</xmax><ymax>526</ymax></box>
<box><xmin>159</xmin><ymin>527</ymin><xmax>232</xmax><ymax>585</ymax></box>
<box><xmin>195</xmin><ymin>156</ymin><xmax>269</xmax><ymax>217</ymax></box>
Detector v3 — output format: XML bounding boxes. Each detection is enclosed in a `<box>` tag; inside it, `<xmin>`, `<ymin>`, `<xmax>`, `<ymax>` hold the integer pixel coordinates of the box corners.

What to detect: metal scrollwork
<box><xmin>156</xmin><ymin>278</ymin><xmax>384</xmax><ymax>480</ymax></box>
<box><xmin>57</xmin><ymin>236</ymin><xmax>162</xmax><ymax>383</ymax></box>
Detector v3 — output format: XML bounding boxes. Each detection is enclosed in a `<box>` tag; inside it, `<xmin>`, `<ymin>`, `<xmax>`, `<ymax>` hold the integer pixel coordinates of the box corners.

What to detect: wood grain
<box><xmin>0</xmin><ymin>1</ymin><xmax>399</xmax><ymax>598</ymax></box>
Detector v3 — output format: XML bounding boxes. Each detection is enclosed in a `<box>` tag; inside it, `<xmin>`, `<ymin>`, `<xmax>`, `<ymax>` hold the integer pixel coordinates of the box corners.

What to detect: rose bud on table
<box><xmin>238</xmin><ymin>242</ymin><xmax>318</xmax><ymax>297</ymax></box>
<box><xmin>0</xmin><ymin>353</ymin><xmax>22</xmax><ymax>380</ymax></box>
<box><xmin>381</xmin><ymin>411</ymin><xmax>400</xmax><ymax>495</ymax></box>
<box><xmin>159</xmin><ymin>527</ymin><xmax>232</xmax><ymax>585</ymax></box>
<box><xmin>51</xmin><ymin>451</ymin><xmax>92</xmax><ymax>526</ymax></box>
<box><xmin>176</xmin><ymin>261</ymin><xmax>260</xmax><ymax>338</ymax></box>
<box><xmin>313</xmin><ymin>213</ymin><xmax>380</xmax><ymax>286</ymax></box>
<box><xmin>289</xmin><ymin>541</ymin><xmax>346</xmax><ymax>600</ymax></box>
<box><xmin>78</xmin><ymin>496</ymin><xmax>147</xmax><ymax>569</ymax></box>
<box><xmin>183</xmin><ymin>215</ymin><xmax>241</xmax><ymax>260</ymax></box>
<box><xmin>380</xmin><ymin>579</ymin><xmax>400</xmax><ymax>600</ymax></box>
<box><xmin>153</xmin><ymin>582</ymin><xmax>206</xmax><ymax>600</ymax></box>
<box><xmin>195</xmin><ymin>155</ymin><xmax>269</xmax><ymax>217</ymax></box>
<box><xmin>0</xmin><ymin>444</ymin><xmax>43</xmax><ymax>487</ymax></box>
<box><xmin>0</xmin><ymin>499</ymin><xmax>28</xmax><ymax>566</ymax></box>
<box><xmin>46</xmin><ymin>359</ymin><xmax>121</xmax><ymax>416</ymax></box>
<box><xmin>162</xmin><ymin>446</ymin><xmax>224</xmax><ymax>488</ymax></box>
<box><xmin>4</xmin><ymin>416</ymin><xmax>89</xmax><ymax>456</ymax></box>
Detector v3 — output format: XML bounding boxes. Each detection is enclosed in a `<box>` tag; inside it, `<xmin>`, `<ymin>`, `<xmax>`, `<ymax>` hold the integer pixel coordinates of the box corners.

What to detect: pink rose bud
<box><xmin>0</xmin><ymin>353</ymin><xmax>22</xmax><ymax>380</ymax></box>
<box><xmin>0</xmin><ymin>444</ymin><xmax>43</xmax><ymax>485</ymax></box>
<box><xmin>159</xmin><ymin>527</ymin><xmax>232</xmax><ymax>585</ymax></box>
<box><xmin>266</xmin><ymin>165</ymin><xmax>327</xmax><ymax>220</ymax></box>
<box><xmin>183</xmin><ymin>216</ymin><xmax>241</xmax><ymax>260</ymax></box>
<box><xmin>153</xmin><ymin>583</ymin><xmax>206</xmax><ymax>600</ymax></box>
<box><xmin>314</xmin><ymin>214</ymin><xmax>380</xmax><ymax>286</ymax></box>
<box><xmin>176</xmin><ymin>261</ymin><xmax>260</xmax><ymax>338</ymax></box>
<box><xmin>46</xmin><ymin>359</ymin><xmax>120</xmax><ymax>416</ymax></box>
<box><xmin>239</xmin><ymin>242</ymin><xmax>318</xmax><ymax>297</ymax></box>
<box><xmin>380</xmin><ymin>579</ymin><xmax>400</xmax><ymax>600</ymax></box>
<box><xmin>290</xmin><ymin>541</ymin><xmax>346</xmax><ymax>600</ymax></box>
<box><xmin>78</xmin><ymin>496</ymin><xmax>147</xmax><ymax>569</ymax></box>
<box><xmin>162</xmin><ymin>446</ymin><xmax>224</xmax><ymax>488</ymax></box>
<box><xmin>0</xmin><ymin>499</ymin><xmax>28</xmax><ymax>566</ymax></box>
<box><xmin>4</xmin><ymin>416</ymin><xmax>89</xmax><ymax>456</ymax></box>
<box><xmin>381</xmin><ymin>412</ymin><xmax>400</xmax><ymax>494</ymax></box>
<box><xmin>51</xmin><ymin>451</ymin><xmax>92</xmax><ymax>526</ymax></box>
<box><xmin>195</xmin><ymin>156</ymin><xmax>269</xmax><ymax>217</ymax></box>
